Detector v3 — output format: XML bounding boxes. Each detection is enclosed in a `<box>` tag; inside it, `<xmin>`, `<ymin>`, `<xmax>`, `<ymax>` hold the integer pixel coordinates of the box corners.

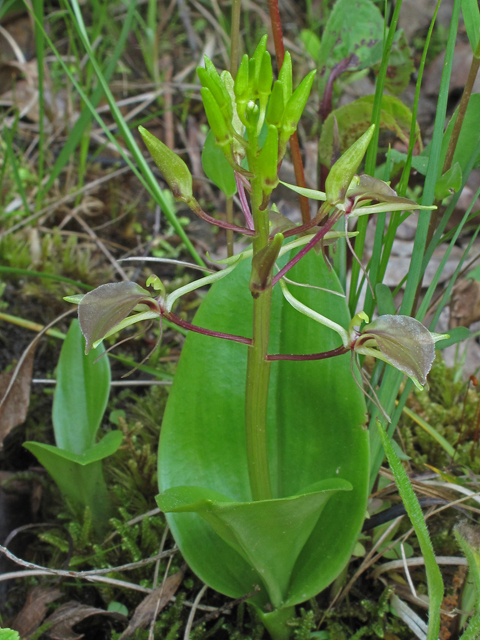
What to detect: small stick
<box><xmin>183</xmin><ymin>584</ymin><xmax>208</xmax><ymax>639</ymax></box>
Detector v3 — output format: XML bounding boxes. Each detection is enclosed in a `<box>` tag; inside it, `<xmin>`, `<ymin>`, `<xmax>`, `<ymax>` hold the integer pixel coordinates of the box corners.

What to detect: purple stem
<box><xmin>190</xmin><ymin>199</ymin><xmax>255</xmax><ymax>236</ymax></box>
<box><xmin>235</xmin><ymin>172</ymin><xmax>255</xmax><ymax>230</ymax></box>
<box><xmin>272</xmin><ymin>211</ymin><xmax>341</xmax><ymax>286</ymax></box>
<box><xmin>165</xmin><ymin>311</ymin><xmax>253</xmax><ymax>345</ymax></box>
<box><xmin>319</xmin><ymin>54</ymin><xmax>358</xmax><ymax>123</ymax></box>
<box><xmin>266</xmin><ymin>345</ymin><xmax>349</xmax><ymax>361</ymax></box>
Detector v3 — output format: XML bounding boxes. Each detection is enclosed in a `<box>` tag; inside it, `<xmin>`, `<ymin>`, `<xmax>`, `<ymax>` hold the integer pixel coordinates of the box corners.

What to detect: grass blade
<box><xmin>377</xmin><ymin>419</ymin><xmax>443</xmax><ymax>640</ymax></box>
<box><xmin>349</xmin><ymin>0</ymin><xmax>403</xmax><ymax>315</ymax></box>
<box><xmin>400</xmin><ymin>0</ymin><xmax>462</xmax><ymax>316</ymax></box>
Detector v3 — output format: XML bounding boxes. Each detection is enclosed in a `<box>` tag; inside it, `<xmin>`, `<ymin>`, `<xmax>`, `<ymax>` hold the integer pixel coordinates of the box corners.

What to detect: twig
<box><xmin>373</xmin><ymin>555</ymin><xmax>468</xmax><ymax>580</ymax></box>
<box><xmin>193</xmin><ymin>587</ymin><xmax>261</xmax><ymax>627</ymax></box>
<box><xmin>72</xmin><ymin>212</ymin><xmax>129</xmax><ymax>281</ymax></box>
<box><xmin>148</xmin><ymin>551</ymin><xmax>177</xmax><ymax>639</ymax></box>
<box><xmin>0</xmin><ymin>165</ymin><xmax>132</xmax><ymax>241</ymax></box>
<box><xmin>32</xmin><ymin>379</ymin><xmax>173</xmax><ymax>386</ymax></box>
<box><xmin>184</xmin><ymin>584</ymin><xmax>208</xmax><ymax>639</ymax></box>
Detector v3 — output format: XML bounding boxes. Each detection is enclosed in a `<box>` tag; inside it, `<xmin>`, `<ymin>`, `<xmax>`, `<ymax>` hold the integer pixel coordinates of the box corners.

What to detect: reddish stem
<box><xmin>272</xmin><ymin>211</ymin><xmax>341</xmax><ymax>286</ymax></box>
<box><xmin>190</xmin><ymin>200</ymin><xmax>255</xmax><ymax>236</ymax></box>
<box><xmin>165</xmin><ymin>311</ymin><xmax>253</xmax><ymax>345</ymax></box>
<box><xmin>268</xmin><ymin>0</ymin><xmax>311</xmax><ymax>224</ymax></box>
<box><xmin>235</xmin><ymin>172</ymin><xmax>255</xmax><ymax>230</ymax></box>
<box><xmin>266</xmin><ymin>345</ymin><xmax>349</xmax><ymax>361</ymax></box>
<box><xmin>281</xmin><ymin>206</ymin><xmax>330</xmax><ymax>239</ymax></box>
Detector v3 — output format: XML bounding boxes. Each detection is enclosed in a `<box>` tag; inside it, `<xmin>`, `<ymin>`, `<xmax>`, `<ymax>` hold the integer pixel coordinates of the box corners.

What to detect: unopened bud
<box><xmin>139</xmin><ymin>126</ymin><xmax>193</xmax><ymax>202</ymax></box>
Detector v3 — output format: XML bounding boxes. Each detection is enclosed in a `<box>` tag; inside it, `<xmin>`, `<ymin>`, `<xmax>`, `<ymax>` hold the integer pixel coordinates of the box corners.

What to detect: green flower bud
<box><xmin>249</xmin><ymin>232</ymin><xmax>284</xmax><ymax>296</ymax></box>
<box><xmin>234</xmin><ymin>54</ymin><xmax>250</xmax><ymax>125</ymax></box>
<box><xmin>139</xmin><ymin>126</ymin><xmax>193</xmax><ymax>202</ymax></box>
<box><xmin>252</xmin><ymin>34</ymin><xmax>268</xmax><ymax>91</ymax></box>
<box><xmin>258</xmin><ymin>125</ymin><xmax>279</xmax><ymax>197</ymax></box>
<box><xmin>266</xmin><ymin>80</ymin><xmax>285</xmax><ymax>128</ymax></box>
<box><xmin>258</xmin><ymin>51</ymin><xmax>273</xmax><ymax>99</ymax></box>
<box><xmin>198</xmin><ymin>58</ymin><xmax>233</xmax><ymax>123</ymax></box>
<box><xmin>248</xmin><ymin>58</ymin><xmax>257</xmax><ymax>98</ymax></box>
<box><xmin>234</xmin><ymin>54</ymin><xmax>250</xmax><ymax>100</ymax></box>
<box><xmin>280</xmin><ymin>69</ymin><xmax>316</xmax><ymax>139</ymax></box>
<box><xmin>278</xmin><ymin>51</ymin><xmax>292</xmax><ymax>104</ymax></box>
<box><xmin>325</xmin><ymin>124</ymin><xmax>375</xmax><ymax>205</ymax></box>
<box><xmin>201</xmin><ymin>87</ymin><xmax>232</xmax><ymax>146</ymax></box>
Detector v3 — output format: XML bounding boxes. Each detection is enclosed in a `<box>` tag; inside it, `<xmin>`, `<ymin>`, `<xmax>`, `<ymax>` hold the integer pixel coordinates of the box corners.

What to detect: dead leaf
<box><xmin>450</xmin><ymin>279</ymin><xmax>480</xmax><ymax>328</ymax></box>
<box><xmin>119</xmin><ymin>566</ymin><xmax>185</xmax><ymax>639</ymax></box>
<box><xmin>10</xmin><ymin>586</ymin><xmax>63</xmax><ymax>638</ymax></box>
<box><xmin>0</xmin><ymin>347</ymin><xmax>36</xmax><ymax>448</ymax></box>
<box><xmin>43</xmin><ymin>602</ymin><xmax>127</xmax><ymax>640</ymax></box>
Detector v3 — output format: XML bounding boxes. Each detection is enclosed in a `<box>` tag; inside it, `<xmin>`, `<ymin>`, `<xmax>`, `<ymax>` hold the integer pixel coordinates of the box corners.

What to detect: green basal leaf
<box><xmin>23</xmin><ymin>440</ymin><xmax>116</xmax><ymax>528</ymax></box>
<box><xmin>317</xmin><ymin>0</ymin><xmax>384</xmax><ymax>97</ymax></box>
<box><xmin>202</xmin><ymin>129</ymin><xmax>237</xmax><ymax>198</ymax></box>
<box><xmin>319</xmin><ymin>96</ymin><xmax>420</xmax><ymax>168</ymax></box>
<box><xmin>158</xmin><ymin>251</ymin><xmax>369</xmax><ymax>610</ymax></box>
<box><xmin>300</xmin><ymin>29</ymin><xmax>321</xmax><ymax>62</ymax></box>
<box><xmin>52</xmin><ymin>319</ymin><xmax>111</xmax><ymax>455</ymax></box>
<box><xmin>0</xmin><ymin>630</ymin><xmax>20</xmax><ymax>640</ymax></box>
<box><xmin>439</xmin><ymin>94</ymin><xmax>480</xmax><ymax>171</ymax></box>
<box><xmin>157</xmin><ymin>478</ymin><xmax>351</xmax><ymax>609</ymax></box>
<box><xmin>24</xmin><ymin>431</ymin><xmax>123</xmax><ymax>466</ymax></box>
<box><xmin>372</xmin><ymin>30</ymin><xmax>414</xmax><ymax>96</ymax></box>
<box><xmin>462</xmin><ymin>0</ymin><xmax>480</xmax><ymax>52</ymax></box>
<box><xmin>375</xmin><ymin>283</ymin><xmax>396</xmax><ymax>316</ymax></box>
<box><xmin>435</xmin><ymin>162</ymin><xmax>462</xmax><ymax>200</ymax></box>
<box><xmin>435</xmin><ymin>326</ymin><xmax>470</xmax><ymax>350</ymax></box>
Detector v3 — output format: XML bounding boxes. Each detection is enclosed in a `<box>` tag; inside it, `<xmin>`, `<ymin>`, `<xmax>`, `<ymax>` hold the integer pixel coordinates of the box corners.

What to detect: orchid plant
<box><xmin>66</xmin><ymin>39</ymin><xmax>444</xmax><ymax>639</ymax></box>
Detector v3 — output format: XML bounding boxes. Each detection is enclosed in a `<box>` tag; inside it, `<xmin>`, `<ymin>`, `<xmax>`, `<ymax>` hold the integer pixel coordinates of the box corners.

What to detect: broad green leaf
<box><xmin>376</xmin><ymin>283</ymin><xmax>396</xmax><ymax>316</ymax></box>
<box><xmin>439</xmin><ymin>94</ymin><xmax>480</xmax><ymax>171</ymax></box>
<box><xmin>0</xmin><ymin>631</ymin><xmax>20</xmax><ymax>640</ymax></box>
<box><xmin>201</xmin><ymin>129</ymin><xmax>237</xmax><ymax>198</ymax></box>
<box><xmin>317</xmin><ymin>0</ymin><xmax>384</xmax><ymax>97</ymax></box>
<box><xmin>435</xmin><ymin>162</ymin><xmax>462</xmax><ymax>200</ymax></box>
<box><xmin>52</xmin><ymin>319</ymin><xmax>111</xmax><ymax>454</ymax></box>
<box><xmin>157</xmin><ymin>478</ymin><xmax>351</xmax><ymax>608</ymax></box>
<box><xmin>434</xmin><ymin>326</ymin><xmax>470</xmax><ymax>349</ymax></box>
<box><xmin>300</xmin><ymin>29</ymin><xmax>321</xmax><ymax>61</ymax></box>
<box><xmin>24</xmin><ymin>431</ymin><xmax>123</xmax><ymax>466</ymax></box>
<box><xmin>319</xmin><ymin>96</ymin><xmax>420</xmax><ymax>168</ymax></box>
<box><xmin>23</xmin><ymin>438</ymin><xmax>118</xmax><ymax>527</ymax></box>
<box><xmin>158</xmin><ymin>251</ymin><xmax>369</xmax><ymax>609</ymax></box>
<box><xmin>462</xmin><ymin>0</ymin><xmax>480</xmax><ymax>52</ymax></box>
<box><xmin>389</xmin><ymin>149</ymin><xmax>428</xmax><ymax>174</ymax></box>
<box><xmin>372</xmin><ymin>30</ymin><xmax>414</xmax><ymax>95</ymax></box>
